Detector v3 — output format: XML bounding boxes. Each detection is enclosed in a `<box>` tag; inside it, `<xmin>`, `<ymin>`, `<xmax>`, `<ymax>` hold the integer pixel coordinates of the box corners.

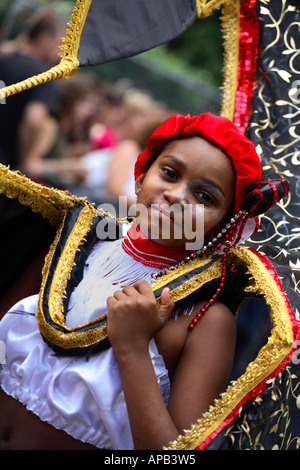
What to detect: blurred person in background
<box><xmin>57</xmin><ymin>71</ymin><xmax>102</xmax><ymax>161</ymax></box>
<box><xmin>104</xmin><ymin>88</ymin><xmax>172</xmax><ymax>207</ymax></box>
<box><xmin>0</xmin><ymin>11</ymin><xmax>71</xmax><ymax>308</ymax></box>
<box><xmin>0</xmin><ymin>11</ymin><xmax>61</xmax><ymax>173</ymax></box>
<box><xmin>0</xmin><ymin>10</ymin><xmax>87</xmax><ymax>188</ymax></box>
<box><xmin>78</xmin><ymin>85</ymin><xmax>173</xmax><ymax>209</ymax></box>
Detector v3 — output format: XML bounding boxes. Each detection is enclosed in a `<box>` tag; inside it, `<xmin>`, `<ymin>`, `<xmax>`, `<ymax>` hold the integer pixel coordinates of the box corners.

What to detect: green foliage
<box><xmin>166</xmin><ymin>12</ymin><xmax>224</xmax><ymax>86</ymax></box>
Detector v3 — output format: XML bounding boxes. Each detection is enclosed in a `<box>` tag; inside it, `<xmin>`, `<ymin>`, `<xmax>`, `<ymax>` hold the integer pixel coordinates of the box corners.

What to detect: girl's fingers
<box><xmin>121</xmin><ymin>285</ymin><xmax>139</xmax><ymax>297</ymax></box>
<box><xmin>132</xmin><ymin>279</ymin><xmax>154</xmax><ymax>297</ymax></box>
<box><xmin>107</xmin><ymin>295</ymin><xmax>117</xmax><ymax>307</ymax></box>
<box><xmin>112</xmin><ymin>290</ymin><xmax>125</xmax><ymax>300</ymax></box>
<box><xmin>159</xmin><ymin>287</ymin><xmax>174</xmax><ymax>320</ymax></box>
<box><xmin>160</xmin><ymin>287</ymin><xmax>171</xmax><ymax>305</ymax></box>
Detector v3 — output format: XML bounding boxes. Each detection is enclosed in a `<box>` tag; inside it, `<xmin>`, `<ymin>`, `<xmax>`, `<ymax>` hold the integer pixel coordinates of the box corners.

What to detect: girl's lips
<box><xmin>159</xmin><ymin>208</ymin><xmax>175</xmax><ymax>222</ymax></box>
<box><xmin>150</xmin><ymin>206</ymin><xmax>175</xmax><ymax>223</ymax></box>
<box><xmin>150</xmin><ymin>207</ymin><xmax>187</xmax><ymax>234</ymax></box>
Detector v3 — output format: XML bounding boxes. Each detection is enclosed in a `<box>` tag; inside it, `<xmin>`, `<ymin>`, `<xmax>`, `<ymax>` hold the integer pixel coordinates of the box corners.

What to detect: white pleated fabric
<box><xmin>0</xmin><ymin>237</ymin><xmax>171</xmax><ymax>449</ymax></box>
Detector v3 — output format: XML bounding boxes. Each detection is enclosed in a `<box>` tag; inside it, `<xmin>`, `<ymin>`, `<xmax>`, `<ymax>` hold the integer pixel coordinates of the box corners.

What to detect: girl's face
<box><xmin>135</xmin><ymin>135</ymin><xmax>236</xmax><ymax>249</ymax></box>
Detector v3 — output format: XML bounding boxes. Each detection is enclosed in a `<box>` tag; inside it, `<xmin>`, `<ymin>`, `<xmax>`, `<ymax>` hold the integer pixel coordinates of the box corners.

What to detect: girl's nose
<box><xmin>163</xmin><ymin>184</ymin><xmax>187</xmax><ymax>206</ymax></box>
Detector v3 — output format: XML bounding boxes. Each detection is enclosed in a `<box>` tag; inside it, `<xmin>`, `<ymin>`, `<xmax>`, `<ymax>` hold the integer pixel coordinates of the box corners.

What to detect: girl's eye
<box><xmin>195</xmin><ymin>191</ymin><xmax>214</xmax><ymax>204</ymax></box>
<box><xmin>162</xmin><ymin>167</ymin><xmax>178</xmax><ymax>180</ymax></box>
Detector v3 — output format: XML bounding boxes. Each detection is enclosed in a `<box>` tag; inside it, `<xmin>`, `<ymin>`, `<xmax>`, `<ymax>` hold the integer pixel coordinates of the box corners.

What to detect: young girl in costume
<box><xmin>0</xmin><ymin>113</ymin><xmax>288</xmax><ymax>450</ymax></box>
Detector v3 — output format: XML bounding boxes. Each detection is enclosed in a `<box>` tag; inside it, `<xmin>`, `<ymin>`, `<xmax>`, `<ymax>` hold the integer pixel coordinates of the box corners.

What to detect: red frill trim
<box><xmin>195</xmin><ymin>247</ymin><xmax>300</xmax><ymax>450</ymax></box>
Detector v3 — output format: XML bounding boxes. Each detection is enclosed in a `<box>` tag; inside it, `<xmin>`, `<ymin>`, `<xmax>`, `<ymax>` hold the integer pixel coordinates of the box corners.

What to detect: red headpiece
<box><xmin>134</xmin><ymin>113</ymin><xmax>262</xmax><ymax>214</ymax></box>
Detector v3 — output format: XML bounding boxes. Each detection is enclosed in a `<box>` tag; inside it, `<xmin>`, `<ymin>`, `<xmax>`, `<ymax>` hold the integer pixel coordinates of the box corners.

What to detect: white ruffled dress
<box><xmin>0</xmin><ymin>236</ymin><xmax>172</xmax><ymax>449</ymax></box>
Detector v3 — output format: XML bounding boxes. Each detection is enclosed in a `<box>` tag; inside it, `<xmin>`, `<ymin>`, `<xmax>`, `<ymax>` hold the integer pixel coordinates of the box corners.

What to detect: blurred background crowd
<box><xmin>0</xmin><ymin>0</ymin><xmax>222</xmax><ymax>211</ymax></box>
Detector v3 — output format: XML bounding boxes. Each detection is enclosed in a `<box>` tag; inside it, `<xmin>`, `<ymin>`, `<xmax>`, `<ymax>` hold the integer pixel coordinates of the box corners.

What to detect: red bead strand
<box><xmin>188</xmin><ymin>214</ymin><xmax>246</xmax><ymax>331</ymax></box>
<box><xmin>188</xmin><ymin>250</ymin><xmax>228</xmax><ymax>330</ymax></box>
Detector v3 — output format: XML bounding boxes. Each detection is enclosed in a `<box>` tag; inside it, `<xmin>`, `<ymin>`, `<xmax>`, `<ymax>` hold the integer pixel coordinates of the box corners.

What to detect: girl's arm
<box><xmin>107</xmin><ymin>280</ymin><xmax>236</xmax><ymax>450</ymax></box>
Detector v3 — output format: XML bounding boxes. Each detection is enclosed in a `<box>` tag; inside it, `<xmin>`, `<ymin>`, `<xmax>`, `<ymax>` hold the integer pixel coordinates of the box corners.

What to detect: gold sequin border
<box><xmin>35</xmin><ymin>203</ymin><xmax>111</xmax><ymax>350</ymax></box>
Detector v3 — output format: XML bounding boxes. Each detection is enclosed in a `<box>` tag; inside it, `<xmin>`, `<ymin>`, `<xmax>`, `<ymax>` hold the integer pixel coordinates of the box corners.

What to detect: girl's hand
<box><xmin>107</xmin><ymin>280</ymin><xmax>174</xmax><ymax>354</ymax></box>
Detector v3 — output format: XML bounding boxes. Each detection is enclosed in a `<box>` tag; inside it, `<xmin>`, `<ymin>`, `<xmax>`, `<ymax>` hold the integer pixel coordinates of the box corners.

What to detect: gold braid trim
<box><xmin>46</xmin><ymin>204</ymin><xmax>97</xmax><ymax>328</ymax></box>
<box><xmin>153</xmin><ymin>257</ymin><xmax>223</xmax><ymax>307</ymax></box>
<box><xmin>164</xmin><ymin>246</ymin><xmax>294</xmax><ymax>450</ymax></box>
<box><xmin>36</xmin><ymin>203</ymin><xmax>111</xmax><ymax>350</ymax></box>
<box><xmin>0</xmin><ymin>60</ymin><xmax>76</xmax><ymax>101</ymax></box>
<box><xmin>220</xmin><ymin>0</ymin><xmax>240</xmax><ymax>121</ymax></box>
<box><xmin>0</xmin><ymin>0</ymin><xmax>92</xmax><ymax>101</ymax></box>
<box><xmin>59</xmin><ymin>0</ymin><xmax>92</xmax><ymax>64</ymax></box>
<box><xmin>195</xmin><ymin>0</ymin><xmax>229</xmax><ymax>18</ymax></box>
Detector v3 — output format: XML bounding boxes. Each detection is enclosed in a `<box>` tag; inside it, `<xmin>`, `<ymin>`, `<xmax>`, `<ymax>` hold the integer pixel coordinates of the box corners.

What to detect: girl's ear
<box><xmin>135</xmin><ymin>173</ymin><xmax>146</xmax><ymax>195</ymax></box>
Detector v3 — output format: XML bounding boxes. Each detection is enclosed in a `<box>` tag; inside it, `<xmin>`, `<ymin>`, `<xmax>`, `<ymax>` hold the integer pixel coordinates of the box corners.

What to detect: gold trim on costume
<box><xmin>195</xmin><ymin>0</ymin><xmax>229</xmax><ymax>18</ymax></box>
<box><xmin>36</xmin><ymin>200</ymin><xmax>225</xmax><ymax>349</ymax></box>
<box><xmin>0</xmin><ymin>163</ymin><xmax>78</xmax><ymax>226</ymax></box>
<box><xmin>35</xmin><ymin>204</ymin><xmax>109</xmax><ymax>350</ymax></box>
<box><xmin>153</xmin><ymin>257</ymin><xmax>223</xmax><ymax>307</ymax></box>
<box><xmin>220</xmin><ymin>0</ymin><xmax>240</xmax><ymax>121</ymax></box>
<box><xmin>46</xmin><ymin>205</ymin><xmax>97</xmax><ymax>327</ymax></box>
